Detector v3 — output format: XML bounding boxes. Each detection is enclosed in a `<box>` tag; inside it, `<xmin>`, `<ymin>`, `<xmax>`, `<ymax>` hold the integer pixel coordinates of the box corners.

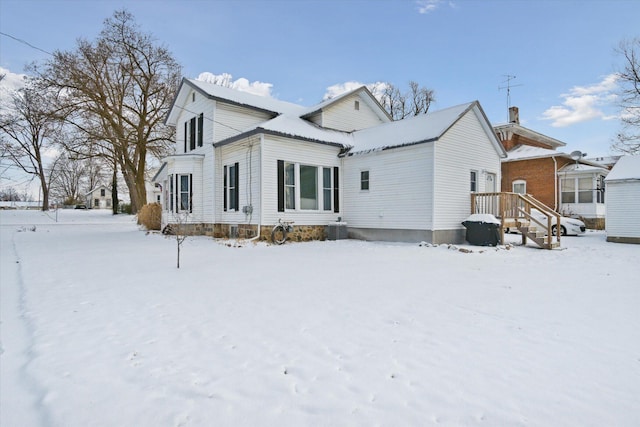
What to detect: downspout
<box><xmin>552</xmin><ymin>155</ymin><xmax>558</xmax><ymax>211</ymax></box>
<box><xmin>248</xmin><ymin>133</ymin><xmax>264</xmax><ymax>241</ymax></box>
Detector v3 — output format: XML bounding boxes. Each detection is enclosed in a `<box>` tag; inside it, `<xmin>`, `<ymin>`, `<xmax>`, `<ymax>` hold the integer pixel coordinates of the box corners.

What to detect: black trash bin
<box><xmin>462</xmin><ymin>214</ymin><xmax>501</xmax><ymax>246</ymax></box>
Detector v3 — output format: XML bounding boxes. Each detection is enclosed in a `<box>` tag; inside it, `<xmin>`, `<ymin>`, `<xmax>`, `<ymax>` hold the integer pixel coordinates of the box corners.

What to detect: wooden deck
<box><xmin>471</xmin><ymin>192</ymin><xmax>562</xmax><ymax>249</ymax></box>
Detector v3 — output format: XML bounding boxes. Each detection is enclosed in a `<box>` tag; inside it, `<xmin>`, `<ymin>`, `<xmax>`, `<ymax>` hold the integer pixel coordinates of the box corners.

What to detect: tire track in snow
<box><xmin>9</xmin><ymin>230</ymin><xmax>53</xmax><ymax>426</ymax></box>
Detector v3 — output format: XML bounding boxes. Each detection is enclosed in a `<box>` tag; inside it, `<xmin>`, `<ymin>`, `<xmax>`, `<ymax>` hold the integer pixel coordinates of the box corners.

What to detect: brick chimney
<box><xmin>509</xmin><ymin>106</ymin><xmax>520</xmax><ymax>124</ymax></box>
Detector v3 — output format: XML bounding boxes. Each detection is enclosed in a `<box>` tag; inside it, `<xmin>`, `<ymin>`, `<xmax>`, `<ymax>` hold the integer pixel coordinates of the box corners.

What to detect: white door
<box><xmin>485</xmin><ymin>172</ymin><xmax>498</xmax><ymax>215</ymax></box>
<box><xmin>485</xmin><ymin>172</ymin><xmax>497</xmax><ymax>193</ymax></box>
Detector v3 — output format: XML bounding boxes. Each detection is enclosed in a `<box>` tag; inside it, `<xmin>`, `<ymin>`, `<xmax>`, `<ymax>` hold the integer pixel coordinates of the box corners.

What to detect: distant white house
<box><xmin>154</xmin><ymin>79</ymin><xmax>505</xmax><ymax>243</ymax></box>
<box><xmin>86</xmin><ymin>186</ymin><xmax>112</xmax><ymax>209</ymax></box>
<box><xmin>605</xmin><ymin>155</ymin><xmax>640</xmax><ymax>244</ymax></box>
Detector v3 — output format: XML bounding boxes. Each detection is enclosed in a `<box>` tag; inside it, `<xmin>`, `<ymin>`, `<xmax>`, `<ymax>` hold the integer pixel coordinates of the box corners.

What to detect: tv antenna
<box><xmin>499</xmin><ymin>74</ymin><xmax>524</xmax><ymax>112</ymax></box>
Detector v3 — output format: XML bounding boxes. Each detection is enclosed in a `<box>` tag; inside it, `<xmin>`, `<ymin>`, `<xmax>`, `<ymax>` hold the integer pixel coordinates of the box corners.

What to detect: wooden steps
<box><xmin>518</xmin><ymin>225</ymin><xmax>560</xmax><ymax>250</ymax></box>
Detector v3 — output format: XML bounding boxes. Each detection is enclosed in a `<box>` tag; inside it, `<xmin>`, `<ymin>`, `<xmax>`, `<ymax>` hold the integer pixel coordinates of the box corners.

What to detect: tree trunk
<box><xmin>39</xmin><ymin>166</ymin><xmax>49</xmax><ymax>211</ymax></box>
<box><xmin>111</xmin><ymin>167</ymin><xmax>119</xmax><ymax>215</ymax></box>
<box><xmin>119</xmin><ymin>160</ymin><xmax>147</xmax><ymax>214</ymax></box>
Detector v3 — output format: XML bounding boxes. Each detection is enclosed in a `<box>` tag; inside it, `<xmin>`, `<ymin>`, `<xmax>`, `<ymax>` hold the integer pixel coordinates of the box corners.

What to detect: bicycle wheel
<box><xmin>271</xmin><ymin>225</ymin><xmax>287</xmax><ymax>245</ymax></box>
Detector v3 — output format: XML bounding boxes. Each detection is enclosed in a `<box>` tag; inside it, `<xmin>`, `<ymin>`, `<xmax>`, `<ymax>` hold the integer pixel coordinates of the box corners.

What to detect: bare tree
<box><xmin>49</xmin><ymin>154</ymin><xmax>86</xmax><ymax>205</ymax></box>
<box><xmin>0</xmin><ymin>79</ymin><xmax>63</xmax><ymax>210</ymax></box>
<box><xmin>32</xmin><ymin>9</ymin><xmax>181</xmax><ymax>213</ymax></box>
<box><xmin>371</xmin><ymin>81</ymin><xmax>435</xmax><ymax>121</ymax></box>
<box><xmin>612</xmin><ymin>37</ymin><xmax>640</xmax><ymax>154</ymax></box>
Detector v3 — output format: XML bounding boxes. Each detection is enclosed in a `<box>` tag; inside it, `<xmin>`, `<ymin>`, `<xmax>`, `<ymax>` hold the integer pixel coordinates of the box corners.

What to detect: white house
<box><xmin>605</xmin><ymin>155</ymin><xmax>640</xmax><ymax>244</ymax></box>
<box><xmin>154</xmin><ymin>78</ymin><xmax>506</xmax><ymax>243</ymax></box>
<box><xmin>86</xmin><ymin>186</ymin><xmax>112</xmax><ymax>209</ymax></box>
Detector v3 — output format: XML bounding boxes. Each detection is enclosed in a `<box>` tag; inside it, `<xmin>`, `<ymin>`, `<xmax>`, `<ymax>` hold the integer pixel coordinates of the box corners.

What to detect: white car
<box><xmin>507</xmin><ymin>209</ymin><xmax>586</xmax><ymax>236</ymax></box>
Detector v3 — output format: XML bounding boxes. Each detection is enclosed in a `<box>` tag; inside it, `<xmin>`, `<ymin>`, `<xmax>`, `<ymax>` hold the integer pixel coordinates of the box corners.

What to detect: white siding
<box><xmin>320</xmin><ymin>94</ymin><xmax>386</xmax><ymax>132</ymax></box>
<box><xmin>606</xmin><ymin>181</ymin><xmax>640</xmax><ymax>238</ymax></box>
<box><xmin>261</xmin><ymin>135</ymin><xmax>343</xmax><ymax>226</ymax></box>
<box><xmin>214</xmin><ymin>103</ymin><xmax>272</xmax><ymax>142</ymax></box>
<box><xmin>343</xmin><ymin>144</ymin><xmax>435</xmax><ymax>230</ymax></box>
<box><xmin>175</xmin><ymin>88</ymin><xmax>212</xmax><ymax>154</ymax></box>
<box><xmin>164</xmin><ymin>154</ymin><xmax>205</xmax><ymax>224</ymax></box>
<box><xmin>433</xmin><ymin>109</ymin><xmax>502</xmax><ymax>230</ymax></box>
<box><xmin>215</xmin><ymin>136</ymin><xmax>262</xmax><ymax>226</ymax></box>
<box><xmin>200</xmin><ymin>143</ymin><xmax>216</xmax><ymax>222</ymax></box>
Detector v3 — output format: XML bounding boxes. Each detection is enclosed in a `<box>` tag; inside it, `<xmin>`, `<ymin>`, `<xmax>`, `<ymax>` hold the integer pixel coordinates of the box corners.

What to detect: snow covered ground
<box><xmin>1</xmin><ymin>209</ymin><xmax>639</xmax><ymax>426</ymax></box>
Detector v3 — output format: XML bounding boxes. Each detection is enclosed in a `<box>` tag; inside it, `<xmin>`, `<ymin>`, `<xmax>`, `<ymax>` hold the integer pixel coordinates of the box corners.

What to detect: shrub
<box><xmin>119</xmin><ymin>203</ymin><xmax>132</xmax><ymax>214</ymax></box>
<box><xmin>137</xmin><ymin>203</ymin><xmax>162</xmax><ymax>230</ymax></box>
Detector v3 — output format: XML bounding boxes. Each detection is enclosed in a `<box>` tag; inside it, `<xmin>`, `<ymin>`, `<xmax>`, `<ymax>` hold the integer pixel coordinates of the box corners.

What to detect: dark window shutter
<box><xmin>277</xmin><ymin>160</ymin><xmax>284</xmax><ymax>212</ymax></box>
<box><xmin>190</xmin><ymin>117</ymin><xmax>196</xmax><ymax>150</ymax></box>
<box><xmin>184</xmin><ymin>122</ymin><xmax>187</xmax><ymax>153</ymax></box>
<box><xmin>197</xmin><ymin>114</ymin><xmax>203</xmax><ymax>147</ymax></box>
<box><xmin>169</xmin><ymin>174</ymin><xmax>173</xmax><ymax>212</ymax></box>
<box><xmin>223</xmin><ymin>165</ymin><xmax>228</xmax><ymax>212</ymax></box>
<box><xmin>333</xmin><ymin>167</ymin><xmax>340</xmax><ymax>213</ymax></box>
<box><xmin>189</xmin><ymin>174</ymin><xmax>193</xmax><ymax>213</ymax></box>
<box><xmin>234</xmin><ymin>162</ymin><xmax>240</xmax><ymax>211</ymax></box>
<box><xmin>175</xmin><ymin>174</ymin><xmax>179</xmax><ymax>213</ymax></box>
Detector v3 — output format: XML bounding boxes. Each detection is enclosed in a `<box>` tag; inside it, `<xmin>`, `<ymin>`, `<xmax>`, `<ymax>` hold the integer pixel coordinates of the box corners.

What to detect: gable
<box><xmin>347</xmin><ymin>101</ymin><xmax>506</xmax><ymax>158</ymax></box>
<box><xmin>301</xmin><ymin>87</ymin><xmax>391</xmax><ymax>132</ymax></box>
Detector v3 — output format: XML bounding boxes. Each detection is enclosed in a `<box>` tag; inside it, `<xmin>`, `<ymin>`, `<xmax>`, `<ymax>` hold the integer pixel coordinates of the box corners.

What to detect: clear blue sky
<box><xmin>1</xmin><ymin>0</ymin><xmax>638</xmax><ymax>161</ymax></box>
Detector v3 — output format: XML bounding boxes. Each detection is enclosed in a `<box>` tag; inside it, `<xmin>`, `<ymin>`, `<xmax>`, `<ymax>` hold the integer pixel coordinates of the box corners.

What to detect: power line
<box><xmin>0</xmin><ymin>31</ymin><xmax>53</xmax><ymax>56</ymax></box>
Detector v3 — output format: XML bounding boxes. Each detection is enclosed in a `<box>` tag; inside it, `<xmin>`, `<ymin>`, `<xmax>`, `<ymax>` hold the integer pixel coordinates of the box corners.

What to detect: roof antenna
<box><xmin>499</xmin><ymin>75</ymin><xmax>523</xmax><ymax>121</ymax></box>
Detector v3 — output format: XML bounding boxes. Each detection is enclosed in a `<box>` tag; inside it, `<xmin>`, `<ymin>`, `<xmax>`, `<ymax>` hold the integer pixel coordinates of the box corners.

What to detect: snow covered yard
<box><xmin>1</xmin><ymin>209</ymin><xmax>639</xmax><ymax>427</ymax></box>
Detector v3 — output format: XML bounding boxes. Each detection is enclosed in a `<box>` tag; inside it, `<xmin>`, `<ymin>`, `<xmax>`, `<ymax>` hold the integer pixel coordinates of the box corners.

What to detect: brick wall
<box><xmin>502</xmin><ymin>157</ymin><xmax>573</xmax><ymax>210</ymax></box>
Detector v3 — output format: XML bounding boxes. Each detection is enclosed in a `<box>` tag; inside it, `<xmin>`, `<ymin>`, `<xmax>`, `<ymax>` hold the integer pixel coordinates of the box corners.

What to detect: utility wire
<box><xmin>0</xmin><ymin>31</ymin><xmax>53</xmax><ymax>56</ymax></box>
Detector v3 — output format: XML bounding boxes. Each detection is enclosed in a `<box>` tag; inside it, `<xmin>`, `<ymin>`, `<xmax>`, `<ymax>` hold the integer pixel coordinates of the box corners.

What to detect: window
<box><xmin>561</xmin><ymin>178</ymin><xmax>576</xmax><ymax>203</ymax></box>
<box><xmin>184</xmin><ymin>113</ymin><xmax>204</xmax><ymax>153</ymax></box>
<box><xmin>512</xmin><ymin>179</ymin><xmax>526</xmax><ymax>194</ymax></box>
<box><xmin>224</xmin><ymin>163</ymin><xmax>239</xmax><ymax>212</ymax></box>
<box><xmin>470</xmin><ymin>171</ymin><xmax>477</xmax><ymax>192</ymax></box>
<box><xmin>361</xmin><ymin>170</ymin><xmax>369</xmax><ymax>190</ymax></box>
<box><xmin>94</xmin><ymin>199</ymin><xmax>99</xmax><ymax>207</ymax></box>
<box><xmin>354</xmin><ymin>100</ymin><xmax>360</xmax><ymax>111</ymax></box>
<box><xmin>285</xmin><ymin>162</ymin><xmax>295</xmax><ymax>210</ymax></box>
<box><xmin>100</xmin><ymin>188</ymin><xmax>106</xmax><ymax>197</ymax></box>
<box><xmin>323</xmin><ymin>168</ymin><xmax>332</xmax><ymax>211</ymax></box>
<box><xmin>277</xmin><ymin>160</ymin><xmax>339</xmax><ymax>213</ymax></box>
<box><xmin>597</xmin><ymin>175</ymin><xmax>605</xmax><ymax>204</ymax></box>
<box><xmin>300</xmin><ymin>165</ymin><xmax>318</xmax><ymax>210</ymax></box>
<box><xmin>562</xmin><ymin>177</ymin><xmax>595</xmax><ymax>204</ymax></box>
<box><xmin>179</xmin><ymin>174</ymin><xmax>191</xmax><ymax>211</ymax></box>
<box><xmin>167</xmin><ymin>174</ymin><xmax>192</xmax><ymax>213</ymax></box>
<box><xmin>189</xmin><ymin>117</ymin><xmax>196</xmax><ymax>151</ymax></box>
<box><xmin>578</xmin><ymin>178</ymin><xmax>593</xmax><ymax>203</ymax></box>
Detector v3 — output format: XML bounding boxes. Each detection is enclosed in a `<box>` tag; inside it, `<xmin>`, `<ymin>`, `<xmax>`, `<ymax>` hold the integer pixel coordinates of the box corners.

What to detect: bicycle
<box><xmin>271</xmin><ymin>218</ymin><xmax>294</xmax><ymax>245</ymax></box>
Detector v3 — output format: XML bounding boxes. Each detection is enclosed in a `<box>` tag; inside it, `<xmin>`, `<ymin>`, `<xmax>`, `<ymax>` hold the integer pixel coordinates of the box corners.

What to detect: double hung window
<box><xmin>224</xmin><ymin>163</ymin><xmax>240</xmax><ymax>212</ymax></box>
<box><xmin>184</xmin><ymin>113</ymin><xmax>204</xmax><ymax>152</ymax></box>
<box><xmin>470</xmin><ymin>171</ymin><xmax>477</xmax><ymax>192</ymax></box>
<box><xmin>361</xmin><ymin>170</ymin><xmax>370</xmax><ymax>191</ymax></box>
<box><xmin>167</xmin><ymin>174</ymin><xmax>192</xmax><ymax>212</ymax></box>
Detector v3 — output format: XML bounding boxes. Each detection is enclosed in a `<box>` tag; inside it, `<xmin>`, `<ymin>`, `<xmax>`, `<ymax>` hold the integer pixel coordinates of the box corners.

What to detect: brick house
<box><xmin>495</xmin><ymin>107</ymin><xmax>609</xmax><ymax>228</ymax></box>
